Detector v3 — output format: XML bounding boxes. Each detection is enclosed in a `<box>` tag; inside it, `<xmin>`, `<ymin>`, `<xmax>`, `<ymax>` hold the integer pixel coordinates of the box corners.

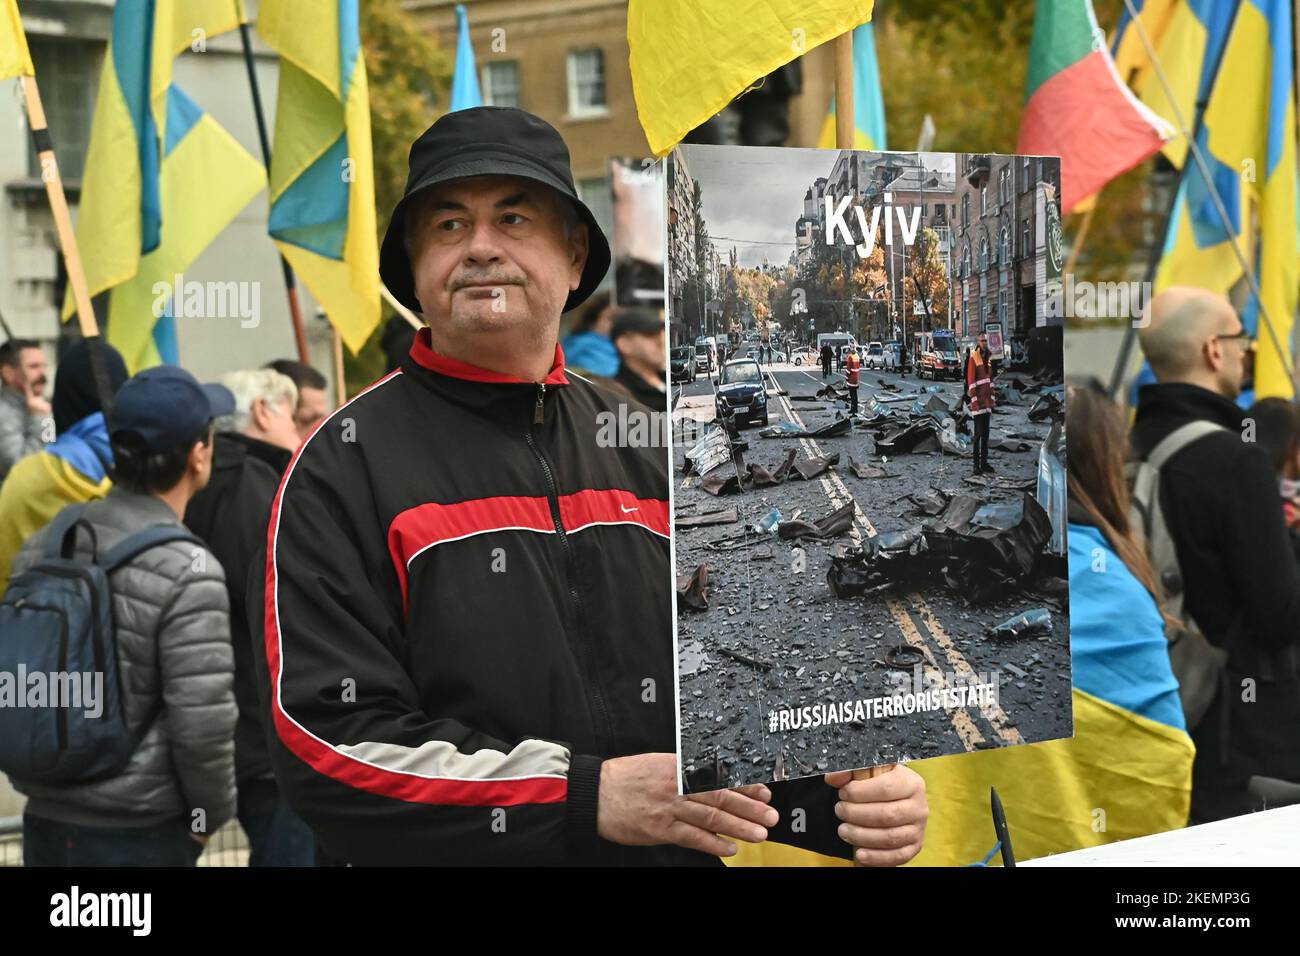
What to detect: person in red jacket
<box><xmin>253</xmin><ymin>107</ymin><xmax>928</xmax><ymax>866</ymax></box>
<box><xmin>844</xmin><ymin>346</ymin><xmax>862</xmax><ymax>416</ymax></box>
<box><xmin>965</xmin><ymin>332</ymin><xmax>996</xmax><ymax>474</ymax></box>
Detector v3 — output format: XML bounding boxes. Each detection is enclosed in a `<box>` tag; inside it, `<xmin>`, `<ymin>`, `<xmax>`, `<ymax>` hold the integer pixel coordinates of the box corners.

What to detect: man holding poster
<box><xmin>253</xmin><ymin>107</ymin><xmax>927</xmax><ymax>866</ymax></box>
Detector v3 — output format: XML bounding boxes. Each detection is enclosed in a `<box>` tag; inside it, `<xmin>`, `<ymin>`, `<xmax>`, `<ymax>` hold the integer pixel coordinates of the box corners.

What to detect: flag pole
<box><xmin>834</xmin><ymin>24</ymin><xmax>895</xmax><ymax>801</ymax></box>
<box><xmin>235</xmin><ymin>10</ymin><xmax>311</xmax><ymax>365</ymax></box>
<box><xmin>21</xmin><ymin>73</ymin><xmax>116</xmax><ymax>412</ymax></box>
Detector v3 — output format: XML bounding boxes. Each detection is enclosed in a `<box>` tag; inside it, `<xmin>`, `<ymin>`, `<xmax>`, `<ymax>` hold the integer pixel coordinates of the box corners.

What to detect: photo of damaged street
<box><xmin>667</xmin><ymin>144</ymin><xmax>1073</xmax><ymax>792</ymax></box>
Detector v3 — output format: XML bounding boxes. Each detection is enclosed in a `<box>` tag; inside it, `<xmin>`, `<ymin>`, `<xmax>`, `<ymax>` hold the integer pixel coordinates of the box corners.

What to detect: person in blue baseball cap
<box><xmin>8</xmin><ymin>364</ymin><xmax>240</xmax><ymax>866</ymax></box>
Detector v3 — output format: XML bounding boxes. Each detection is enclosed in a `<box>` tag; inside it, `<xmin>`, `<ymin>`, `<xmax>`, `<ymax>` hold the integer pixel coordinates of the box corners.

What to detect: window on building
<box><xmin>980</xmin><ymin>184</ymin><xmax>988</xmax><ymax>216</ymax></box>
<box><xmin>567</xmin><ymin>49</ymin><xmax>607</xmax><ymax>117</ymax></box>
<box><xmin>1000</xmin><ymin>168</ymin><xmax>1010</xmax><ymax>203</ymax></box>
<box><xmin>962</xmin><ymin>194</ymin><xmax>969</xmax><ymax>226</ymax></box>
<box><xmin>962</xmin><ymin>247</ymin><xmax>970</xmax><ymax>278</ymax></box>
<box><xmin>1021</xmin><ymin>156</ymin><xmax>1030</xmax><ymax>191</ymax></box>
<box><xmin>27</xmin><ymin>38</ymin><xmax>103</xmax><ymax>181</ymax></box>
<box><xmin>999</xmin><ymin>227</ymin><xmax>1009</xmax><ymax>265</ymax></box>
<box><xmin>999</xmin><ymin>290</ymin><xmax>1007</xmax><ymax>323</ymax></box>
<box><xmin>481</xmin><ymin>61</ymin><xmax>520</xmax><ymax>108</ymax></box>
<box><xmin>1022</xmin><ymin>217</ymin><xmax>1030</xmax><ymax>255</ymax></box>
<box><xmin>978</xmin><ymin>235</ymin><xmax>988</xmax><ymax>271</ymax></box>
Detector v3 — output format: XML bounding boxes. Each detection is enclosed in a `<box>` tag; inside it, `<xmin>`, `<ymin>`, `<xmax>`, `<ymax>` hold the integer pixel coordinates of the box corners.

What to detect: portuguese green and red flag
<box><xmin>1018</xmin><ymin>0</ymin><xmax>1172</xmax><ymax>212</ymax></box>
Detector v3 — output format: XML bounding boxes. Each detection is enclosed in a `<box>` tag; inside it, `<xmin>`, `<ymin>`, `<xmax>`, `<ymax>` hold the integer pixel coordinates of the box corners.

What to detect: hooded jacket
<box><xmin>1131</xmin><ymin>381</ymin><xmax>1300</xmax><ymax>818</ymax></box>
<box><xmin>252</xmin><ymin>328</ymin><xmax>850</xmax><ymax>866</ymax></box>
<box><xmin>0</xmin><ymin>412</ymin><xmax>114</xmax><ymax>592</ymax></box>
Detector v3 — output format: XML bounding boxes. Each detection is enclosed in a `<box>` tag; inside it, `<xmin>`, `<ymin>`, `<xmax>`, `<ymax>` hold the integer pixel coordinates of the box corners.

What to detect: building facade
<box><xmin>950</xmin><ymin>152</ymin><xmax>1063</xmax><ymax>345</ymax></box>
<box><xmin>1</xmin><ymin>0</ymin><xmax>337</xmax><ymax>389</ymax></box>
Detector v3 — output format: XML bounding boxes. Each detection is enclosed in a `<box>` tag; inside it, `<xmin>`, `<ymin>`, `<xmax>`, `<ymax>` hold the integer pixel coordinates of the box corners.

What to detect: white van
<box><xmin>694</xmin><ymin>336</ymin><xmax>718</xmax><ymax>374</ymax></box>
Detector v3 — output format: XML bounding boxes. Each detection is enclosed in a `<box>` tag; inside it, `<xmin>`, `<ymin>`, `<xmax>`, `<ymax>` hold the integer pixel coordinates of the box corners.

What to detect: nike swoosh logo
<box><xmin>620</xmin><ymin>505</ymin><xmax>639</xmax><ymax>513</ymax></box>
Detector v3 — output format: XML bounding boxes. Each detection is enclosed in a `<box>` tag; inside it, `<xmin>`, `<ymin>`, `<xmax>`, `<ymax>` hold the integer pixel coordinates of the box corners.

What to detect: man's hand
<box><xmin>824</xmin><ymin>765</ymin><xmax>928</xmax><ymax>866</ymax></box>
<box><xmin>20</xmin><ymin>377</ymin><xmax>50</xmax><ymax>417</ymax></box>
<box><xmin>596</xmin><ymin>753</ymin><xmax>778</xmax><ymax>857</ymax></box>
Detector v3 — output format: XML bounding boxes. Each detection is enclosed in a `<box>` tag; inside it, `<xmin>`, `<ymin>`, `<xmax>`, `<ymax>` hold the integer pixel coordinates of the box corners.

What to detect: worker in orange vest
<box><xmin>844</xmin><ymin>346</ymin><xmax>862</xmax><ymax>417</ymax></box>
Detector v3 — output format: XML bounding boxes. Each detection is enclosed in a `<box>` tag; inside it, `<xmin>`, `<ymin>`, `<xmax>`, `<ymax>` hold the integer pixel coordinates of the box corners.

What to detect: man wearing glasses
<box><xmin>1133</xmin><ymin>286</ymin><xmax>1300</xmax><ymax>824</ymax></box>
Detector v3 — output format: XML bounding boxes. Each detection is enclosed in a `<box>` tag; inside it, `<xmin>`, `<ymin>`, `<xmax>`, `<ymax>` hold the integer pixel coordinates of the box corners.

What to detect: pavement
<box><xmin>671</xmin><ymin>359</ymin><xmax>1072</xmax><ymax>791</ymax></box>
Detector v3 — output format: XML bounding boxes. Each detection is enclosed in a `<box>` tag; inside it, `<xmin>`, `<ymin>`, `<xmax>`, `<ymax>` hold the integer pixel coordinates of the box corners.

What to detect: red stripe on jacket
<box><xmin>263</xmin><ymin>369</ymin><xmax>567</xmax><ymax>808</ymax></box>
<box><xmin>387</xmin><ymin>489</ymin><xmax>670</xmax><ymax>610</ymax></box>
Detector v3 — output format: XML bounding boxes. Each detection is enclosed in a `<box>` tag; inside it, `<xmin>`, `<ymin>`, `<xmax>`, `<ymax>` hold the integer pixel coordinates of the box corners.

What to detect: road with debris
<box><xmin>671</xmin><ymin>359</ymin><xmax>1072</xmax><ymax>792</ymax></box>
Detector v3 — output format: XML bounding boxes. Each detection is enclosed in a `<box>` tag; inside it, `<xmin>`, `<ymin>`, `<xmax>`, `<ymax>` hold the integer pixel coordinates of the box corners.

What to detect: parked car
<box><xmin>884</xmin><ymin>340</ymin><xmax>906</xmax><ymax>372</ymax></box>
<box><xmin>670</xmin><ymin>345</ymin><xmax>697</xmax><ymax>384</ymax></box>
<box><xmin>790</xmin><ymin>346</ymin><xmax>817</xmax><ymax>366</ymax></box>
<box><xmin>714</xmin><ymin>358</ymin><xmax>769</xmax><ymax>428</ymax></box>
<box><xmin>863</xmin><ymin>341</ymin><xmax>894</xmax><ymax>370</ymax></box>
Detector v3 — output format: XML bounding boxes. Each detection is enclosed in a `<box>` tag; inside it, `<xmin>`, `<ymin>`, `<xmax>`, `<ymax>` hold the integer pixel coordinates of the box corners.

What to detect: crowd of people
<box><xmin>1</xmin><ymin>104</ymin><xmax>1293</xmax><ymax>869</ymax></box>
<box><xmin>1059</xmin><ymin>286</ymin><xmax>1300</xmax><ymax>830</ymax></box>
<box><xmin>0</xmin><ymin>334</ymin><xmax>330</xmax><ymax>865</ymax></box>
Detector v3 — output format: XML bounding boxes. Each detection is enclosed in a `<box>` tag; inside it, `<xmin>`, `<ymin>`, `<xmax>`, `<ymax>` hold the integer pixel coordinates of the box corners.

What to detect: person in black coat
<box><xmin>184</xmin><ymin>369</ymin><xmax>311</xmax><ymax>865</ymax></box>
<box><xmin>820</xmin><ymin>343</ymin><xmax>834</xmax><ymax>379</ymax></box>
<box><xmin>1133</xmin><ymin>287</ymin><xmax>1300</xmax><ymax>823</ymax></box>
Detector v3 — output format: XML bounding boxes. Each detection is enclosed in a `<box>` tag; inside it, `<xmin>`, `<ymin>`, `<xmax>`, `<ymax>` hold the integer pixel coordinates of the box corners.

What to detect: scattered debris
<box><xmin>826</xmin><ymin>492</ymin><xmax>1053</xmax><ymax>604</ymax></box>
<box><xmin>1027</xmin><ymin>391</ymin><xmax>1063</xmax><ymax>423</ymax></box>
<box><xmin>777</xmin><ymin>501</ymin><xmax>856</xmax><ymax>541</ymax></box>
<box><xmin>752</xmin><ymin>507</ymin><xmax>782</xmax><ymax>534</ymax></box>
<box><xmin>987</xmin><ymin>608</ymin><xmax>1053</xmax><ymax>640</ymax></box>
<box><xmin>677</xmin><ymin>563</ymin><xmax>711</xmax><ymax>611</ymax></box>
<box><xmin>847</xmin><ymin>455</ymin><xmax>900</xmax><ymax>479</ymax></box>
<box><xmin>683</xmin><ymin>426</ymin><xmax>732</xmax><ymax>476</ymax></box>
<box><xmin>885</xmin><ymin>644</ymin><xmax>925</xmax><ymax>668</ymax></box>
<box><xmin>675</xmin><ymin>507</ymin><xmax>739</xmax><ymax>528</ymax></box>
<box><xmin>791</xmin><ymin>452</ymin><xmax>840</xmax><ymax>480</ymax></box>
<box><xmin>759</xmin><ymin>416</ymin><xmax>852</xmax><ymax>438</ymax></box>
<box><xmin>716</xmin><ymin>644</ymin><xmax>772</xmax><ymax>671</ymax></box>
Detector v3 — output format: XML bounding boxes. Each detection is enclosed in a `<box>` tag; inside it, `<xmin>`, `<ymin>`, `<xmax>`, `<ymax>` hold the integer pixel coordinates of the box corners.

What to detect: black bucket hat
<box><xmin>379</xmin><ymin>106</ymin><xmax>611</xmax><ymax>316</ymax></box>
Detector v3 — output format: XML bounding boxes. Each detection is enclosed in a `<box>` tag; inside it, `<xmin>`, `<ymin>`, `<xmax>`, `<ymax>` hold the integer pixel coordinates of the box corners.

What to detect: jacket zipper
<box><xmin>525</xmin><ymin>383</ymin><xmax>615</xmax><ymax>753</ymax></box>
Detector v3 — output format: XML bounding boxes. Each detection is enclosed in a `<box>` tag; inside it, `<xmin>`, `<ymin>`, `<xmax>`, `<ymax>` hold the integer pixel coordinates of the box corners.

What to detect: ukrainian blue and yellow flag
<box><xmin>816</xmin><ymin>21</ymin><xmax>886</xmax><ymax>151</ymax></box>
<box><xmin>1112</xmin><ymin>0</ymin><xmax>1237</xmax><ymax>169</ymax></box>
<box><xmin>1198</xmin><ymin>0</ymin><xmax>1296</xmax><ymax>398</ymax></box>
<box><xmin>450</xmin><ymin>3</ymin><xmax>482</xmax><ymax>111</ymax></box>
<box><xmin>728</xmin><ymin>523</ymin><xmax>1194</xmax><ymax>867</ymax></box>
<box><xmin>629</xmin><ymin>0</ymin><xmax>875</xmax><ymax>156</ymax></box>
<box><xmin>1120</xmin><ymin>1</ymin><xmax>1297</xmax><ymax>402</ymax></box>
<box><xmin>257</xmin><ymin>0</ymin><xmax>379</xmax><ymax>354</ymax></box>
<box><xmin>0</xmin><ymin>0</ymin><xmax>34</xmax><ymax>79</ymax></box>
<box><xmin>63</xmin><ymin>0</ymin><xmax>265</xmax><ymax>371</ymax></box>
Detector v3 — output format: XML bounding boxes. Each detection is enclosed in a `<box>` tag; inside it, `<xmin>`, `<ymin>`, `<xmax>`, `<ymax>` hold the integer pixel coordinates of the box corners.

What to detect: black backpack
<box><xmin>0</xmin><ymin>503</ymin><xmax>204</xmax><ymax>784</ymax></box>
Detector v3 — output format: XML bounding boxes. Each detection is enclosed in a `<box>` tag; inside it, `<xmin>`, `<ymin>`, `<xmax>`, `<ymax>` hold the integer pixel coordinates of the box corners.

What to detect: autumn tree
<box><xmin>344</xmin><ymin>0</ymin><xmax>452</xmax><ymax>391</ymax></box>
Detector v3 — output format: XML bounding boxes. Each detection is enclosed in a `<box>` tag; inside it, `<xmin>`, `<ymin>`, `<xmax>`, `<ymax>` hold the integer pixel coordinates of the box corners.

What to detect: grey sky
<box><xmin>678</xmin><ymin>145</ymin><xmax>958</xmax><ymax>269</ymax></box>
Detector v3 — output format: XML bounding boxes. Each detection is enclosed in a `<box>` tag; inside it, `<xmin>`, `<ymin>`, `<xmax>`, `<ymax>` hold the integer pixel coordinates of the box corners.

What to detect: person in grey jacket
<box><xmin>0</xmin><ymin>338</ymin><xmax>53</xmax><ymax>482</ymax></box>
<box><xmin>10</xmin><ymin>366</ymin><xmax>238</xmax><ymax>866</ymax></box>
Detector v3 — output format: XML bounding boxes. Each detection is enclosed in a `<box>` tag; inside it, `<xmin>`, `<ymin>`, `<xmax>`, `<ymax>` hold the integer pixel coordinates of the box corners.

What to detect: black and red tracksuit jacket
<box><xmin>251</xmin><ymin>327</ymin><xmax>849</xmax><ymax>865</ymax></box>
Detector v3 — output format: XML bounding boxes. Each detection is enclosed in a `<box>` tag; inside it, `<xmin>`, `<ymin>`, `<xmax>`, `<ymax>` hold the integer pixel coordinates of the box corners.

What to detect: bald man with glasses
<box><xmin>1132</xmin><ymin>287</ymin><xmax>1300</xmax><ymax>824</ymax></box>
